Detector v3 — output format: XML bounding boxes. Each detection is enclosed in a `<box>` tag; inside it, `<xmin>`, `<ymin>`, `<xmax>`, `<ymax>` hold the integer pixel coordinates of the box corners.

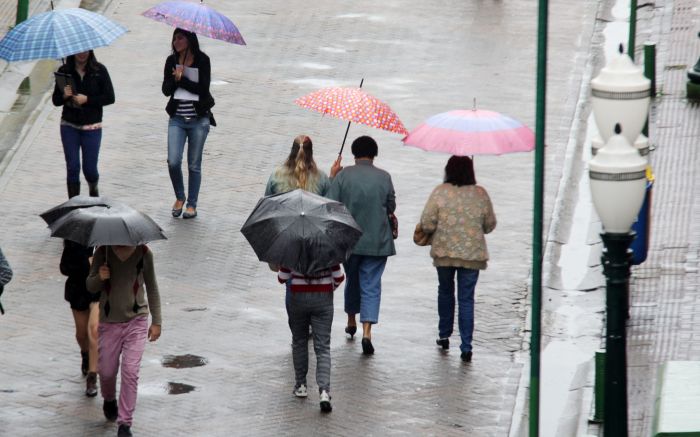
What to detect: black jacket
<box><xmin>52</xmin><ymin>63</ymin><xmax>115</xmax><ymax>125</ymax></box>
<box><xmin>60</xmin><ymin>241</ymin><xmax>93</xmax><ymax>301</ymax></box>
<box><xmin>162</xmin><ymin>52</ymin><xmax>216</xmax><ymax>125</ymax></box>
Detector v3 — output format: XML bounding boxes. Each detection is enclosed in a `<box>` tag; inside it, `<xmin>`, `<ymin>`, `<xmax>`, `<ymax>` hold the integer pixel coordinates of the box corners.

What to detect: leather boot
<box><xmin>88</xmin><ymin>181</ymin><xmax>99</xmax><ymax>197</ymax></box>
<box><xmin>67</xmin><ymin>182</ymin><xmax>80</xmax><ymax>198</ymax></box>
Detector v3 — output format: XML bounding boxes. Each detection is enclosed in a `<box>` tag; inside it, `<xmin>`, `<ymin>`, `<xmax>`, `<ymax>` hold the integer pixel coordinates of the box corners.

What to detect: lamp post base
<box><xmin>601</xmin><ymin>231</ymin><xmax>635</xmax><ymax>437</ymax></box>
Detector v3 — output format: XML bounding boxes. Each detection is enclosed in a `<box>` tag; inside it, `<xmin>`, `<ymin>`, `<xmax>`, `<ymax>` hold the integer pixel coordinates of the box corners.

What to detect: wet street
<box><xmin>0</xmin><ymin>0</ymin><xmax>601</xmax><ymax>435</ymax></box>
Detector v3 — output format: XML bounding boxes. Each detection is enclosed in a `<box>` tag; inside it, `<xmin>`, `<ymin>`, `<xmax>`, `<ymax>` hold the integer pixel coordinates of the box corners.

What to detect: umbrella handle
<box><xmin>337</xmin><ymin>78</ymin><xmax>365</xmax><ymax>157</ymax></box>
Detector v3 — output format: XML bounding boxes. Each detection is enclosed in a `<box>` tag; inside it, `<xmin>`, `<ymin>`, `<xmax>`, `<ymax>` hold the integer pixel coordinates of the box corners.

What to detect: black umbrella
<box><xmin>240</xmin><ymin>189</ymin><xmax>362</xmax><ymax>275</ymax></box>
<box><xmin>49</xmin><ymin>204</ymin><xmax>167</xmax><ymax>247</ymax></box>
<box><xmin>40</xmin><ymin>195</ymin><xmax>118</xmax><ymax>225</ymax></box>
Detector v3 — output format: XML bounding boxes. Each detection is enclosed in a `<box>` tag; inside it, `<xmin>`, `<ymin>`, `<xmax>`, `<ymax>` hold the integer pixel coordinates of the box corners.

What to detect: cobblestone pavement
<box><xmin>626</xmin><ymin>0</ymin><xmax>700</xmax><ymax>435</ymax></box>
<box><xmin>0</xmin><ymin>0</ymin><xmax>600</xmax><ymax>435</ymax></box>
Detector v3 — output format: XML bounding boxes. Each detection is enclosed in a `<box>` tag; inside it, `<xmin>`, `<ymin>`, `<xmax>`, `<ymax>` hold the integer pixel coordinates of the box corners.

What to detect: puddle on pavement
<box><xmin>161</xmin><ymin>354</ymin><xmax>208</xmax><ymax>369</ymax></box>
<box><xmin>166</xmin><ymin>382</ymin><xmax>196</xmax><ymax>395</ymax></box>
<box><xmin>182</xmin><ymin>307</ymin><xmax>207</xmax><ymax>312</ymax></box>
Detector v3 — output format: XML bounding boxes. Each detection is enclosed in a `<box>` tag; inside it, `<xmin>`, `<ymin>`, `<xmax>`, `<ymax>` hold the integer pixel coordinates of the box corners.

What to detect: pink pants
<box><xmin>98</xmin><ymin>315</ymin><xmax>148</xmax><ymax>426</ymax></box>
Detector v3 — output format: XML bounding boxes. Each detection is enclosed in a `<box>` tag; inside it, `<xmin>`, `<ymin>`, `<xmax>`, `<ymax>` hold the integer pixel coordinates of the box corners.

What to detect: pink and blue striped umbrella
<box><xmin>402</xmin><ymin>109</ymin><xmax>534</xmax><ymax>156</ymax></box>
<box><xmin>142</xmin><ymin>0</ymin><xmax>245</xmax><ymax>45</ymax></box>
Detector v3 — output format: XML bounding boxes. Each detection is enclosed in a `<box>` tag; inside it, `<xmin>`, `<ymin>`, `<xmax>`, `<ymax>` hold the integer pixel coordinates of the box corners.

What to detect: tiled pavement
<box><xmin>627</xmin><ymin>0</ymin><xmax>700</xmax><ymax>435</ymax></box>
<box><xmin>0</xmin><ymin>0</ymin><xmax>601</xmax><ymax>435</ymax></box>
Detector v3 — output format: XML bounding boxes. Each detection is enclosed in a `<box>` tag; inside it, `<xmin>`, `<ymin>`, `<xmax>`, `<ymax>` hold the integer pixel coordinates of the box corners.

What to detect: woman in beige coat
<box><xmin>419</xmin><ymin>156</ymin><xmax>496</xmax><ymax>362</ymax></box>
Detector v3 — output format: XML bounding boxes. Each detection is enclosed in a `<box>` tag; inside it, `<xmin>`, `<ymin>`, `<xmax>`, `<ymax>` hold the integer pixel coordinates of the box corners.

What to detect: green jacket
<box><xmin>327</xmin><ymin>160</ymin><xmax>396</xmax><ymax>257</ymax></box>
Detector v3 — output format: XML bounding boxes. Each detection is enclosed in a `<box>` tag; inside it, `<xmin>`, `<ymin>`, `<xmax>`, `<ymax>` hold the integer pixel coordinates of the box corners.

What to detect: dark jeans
<box><xmin>436</xmin><ymin>267</ymin><xmax>479</xmax><ymax>353</ymax></box>
<box><xmin>60</xmin><ymin>125</ymin><xmax>101</xmax><ymax>183</ymax></box>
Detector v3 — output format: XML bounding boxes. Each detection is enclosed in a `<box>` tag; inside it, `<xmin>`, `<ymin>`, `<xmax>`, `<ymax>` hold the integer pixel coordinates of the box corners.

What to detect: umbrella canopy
<box><xmin>402</xmin><ymin>109</ymin><xmax>535</xmax><ymax>156</ymax></box>
<box><xmin>0</xmin><ymin>8</ymin><xmax>127</xmax><ymax>62</ymax></box>
<box><xmin>40</xmin><ymin>195</ymin><xmax>119</xmax><ymax>225</ymax></box>
<box><xmin>295</xmin><ymin>87</ymin><xmax>408</xmax><ymax>136</ymax></box>
<box><xmin>240</xmin><ymin>189</ymin><xmax>362</xmax><ymax>275</ymax></box>
<box><xmin>142</xmin><ymin>1</ymin><xmax>246</xmax><ymax>45</ymax></box>
<box><xmin>49</xmin><ymin>205</ymin><xmax>166</xmax><ymax>247</ymax></box>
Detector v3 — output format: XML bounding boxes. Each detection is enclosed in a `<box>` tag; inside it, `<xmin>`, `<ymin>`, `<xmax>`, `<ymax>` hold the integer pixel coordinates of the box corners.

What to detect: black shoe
<box><xmin>361</xmin><ymin>337</ymin><xmax>374</xmax><ymax>355</ymax></box>
<box><xmin>436</xmin><ymin>338</ymin><xmax>449</xmax><ymax>350</ymax></box>
<box><xmin>171</xmin><ymin>200</ymin><xmax>184</xmax><ymax>217</ymax></box>
<box><xmin>88</xmin><ymin>181</ymin><xmax>99</xmax><ymax>197</ymax></box>
<box><xmin>81</xmin><ymin>351</ymin><xmax>89</xmax><ymax>376</ymax></box>
<box><xmin>103</xmin><ymin>399</ymin><xmax>118</xmax><ymax>422</ymax></box>
<box><xmin>345</xmin><ymin>325</ymin><xmax>357</xmax><ymax>339</ymax></box>
<box><xmin>85</xmin><ymin>372</ymin><xmax>98</xmax><ymax>397</ymax></box>
<box><xmin>461</xmin><ymin>351</ymin><xmax>472</xmax><ymax>362</ymax></box>
<box><xmin>182</xmin><ymin>207</ymin><xmax>197</xmax><ymax>219</ymax></box>
<box><xmin>117</xmin><ymin>424</ymin><xmax>132</xmax><ymax>437</ymax></box>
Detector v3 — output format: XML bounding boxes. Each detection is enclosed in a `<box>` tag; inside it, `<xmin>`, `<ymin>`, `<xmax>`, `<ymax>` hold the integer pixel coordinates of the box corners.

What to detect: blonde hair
<box><xmin>276</xmin><ymin>135</ymin><xmax>320</xmax><ymax>193</ymax></box>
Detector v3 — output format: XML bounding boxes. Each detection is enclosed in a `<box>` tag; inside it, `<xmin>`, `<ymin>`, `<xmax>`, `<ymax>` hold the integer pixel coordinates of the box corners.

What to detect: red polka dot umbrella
<box><xmin>294</xmin><ymin>84</ymin><xmax>408</xmax><ymax>154</ymax></box>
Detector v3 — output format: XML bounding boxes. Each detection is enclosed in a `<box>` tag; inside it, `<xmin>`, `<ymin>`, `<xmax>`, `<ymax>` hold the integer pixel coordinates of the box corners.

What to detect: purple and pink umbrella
<box><xmin>402</xmin><ymin>109</ymin><xmax>534</xmax><ymax>156</ymax></box>
<box><xmin>142</xmin><ymin>0</ymin><xmax>245</xmax><ymax>45</ymax></box>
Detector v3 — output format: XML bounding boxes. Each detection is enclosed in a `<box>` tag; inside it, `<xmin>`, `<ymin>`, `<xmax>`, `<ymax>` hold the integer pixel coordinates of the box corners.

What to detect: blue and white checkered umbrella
<box><xmin>0</xmin><ymin>8</ymin><xmax>127</xmax><ymax>62</ymax></box>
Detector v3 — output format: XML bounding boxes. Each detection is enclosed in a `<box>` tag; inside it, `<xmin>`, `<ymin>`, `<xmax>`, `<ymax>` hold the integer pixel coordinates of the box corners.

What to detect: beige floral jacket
<box><xmin>419</xmin><ymin>183</ymin><xmax>497</xmax><ymax>269</ymax></box>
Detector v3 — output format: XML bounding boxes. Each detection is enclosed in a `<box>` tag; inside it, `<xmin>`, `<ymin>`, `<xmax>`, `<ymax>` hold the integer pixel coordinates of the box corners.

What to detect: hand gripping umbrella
<box><xmin>48</xmin><ymin>204</ymin><xmax>166</xmax><ymax>247</ymax></box>
<box><xmin>0</xmin><ymin>7</ymin><xmax>127</xmax><ymax>62</ymax></box>
<box><xmin>241</xmin><ymin>189</ymin><xmax>362</xmax><ymax>275</ymax></box>
<box><xmin>142</xmin><ymin>0</ymin><xmax>246</xmax><ymax>45</ymax></box>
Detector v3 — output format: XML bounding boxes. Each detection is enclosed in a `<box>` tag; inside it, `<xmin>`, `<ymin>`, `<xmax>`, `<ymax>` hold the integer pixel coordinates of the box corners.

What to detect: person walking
<box><xmin>265</xmin><ymin>135</ymin><xmax>331</xmax><ymax>315</ymax></box>
<box><xmin>52</xmin><ymin>50</ymin><xmax>115</xmax><ymax>198</ymax></box>
<box><xmin>162</xmin><ymin>28</ymin><xmax>216</xmax><ymax>220</ymax></box>
<box><xmin>418</xmin><ymin>155</ymin><xmax>496</xmax><ymax>362</ymax></box>
<box><xmin>87</xmin><ymin>245</ymin><xmax>162</xmax><ymax>437</ymax></box>
<box><xmin>60</xmin><ymin>240</ymin><xmax>99</xmax><ymax>397</ymax></box>
<box><xmin>278</xmin><ymin>264</ymin><xmax>344</xmax><ymax>413</ymax></box>
<box><xmin>327</xmin><ymin>136</ymin><xmax>396</xmax><ymax>355</ymax></box>
<box><xmin>264</xmin><ymin>135</ymin><xmax>330</xmax><ymax>197</ymax></box>
<box><xmin>0</xmin><ymin>246</ymin><xmax>12</xmax><ymax>315</ymax></box>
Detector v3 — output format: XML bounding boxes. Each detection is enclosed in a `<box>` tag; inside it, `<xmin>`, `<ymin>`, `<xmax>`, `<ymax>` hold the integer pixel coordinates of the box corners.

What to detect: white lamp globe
<box><xmin>589</xmin><ymin>124</ymin><xmax>648</xmax><ymax>233</ymax></box>
<box><xmin>591</xmin><ymin>45</ymin><xmax>651</xmax><ymax>145</ymax></box>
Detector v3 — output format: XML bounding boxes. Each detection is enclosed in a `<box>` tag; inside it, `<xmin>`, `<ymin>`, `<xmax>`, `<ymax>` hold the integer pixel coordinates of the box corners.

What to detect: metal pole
<box><xmin>644</xmin><ymin>42</ymin><xmax>656</xmax><ymax>97</ymax></box>
<box><xmin>530</xmin><ymin>0</ymin><xmax>548</xmax><ymax>435</ymax></box>
<box><xmin>628</xmin><ymin>0</ymin><xmax>638</xmax><ymax>61</ymax></box>
<box><xmin>338</xmin><ymin>78</ymin><xmax>364</xmax><ymax>157</ymax></box>
<box><xmin>16</xmin><ymin>0</ymin><xmax>29</xmax><ymax>25</ymax></box>
<box><xmin>601</xmin><ymin>232</ymin><xmax>633</xmax><ymax>437</ymax></box>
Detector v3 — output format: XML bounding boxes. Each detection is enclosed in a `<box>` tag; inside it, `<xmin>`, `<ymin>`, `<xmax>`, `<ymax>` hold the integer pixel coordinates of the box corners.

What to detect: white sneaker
<box><xmin>319</xmin><ymin>390</ymin><xmax>332</xmax><ymax>412</ymax></box>
<box><xmin>293</xmin><ymin>384</ymin><xmax>308</xmax><ymax>398</ymax></box>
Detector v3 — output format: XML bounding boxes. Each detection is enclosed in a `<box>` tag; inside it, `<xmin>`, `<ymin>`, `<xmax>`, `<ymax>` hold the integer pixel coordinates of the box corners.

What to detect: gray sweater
<box><xmin>87</xmin><ymin>246</ymin><xmax>162</xmax><ymax>325</ymax></box>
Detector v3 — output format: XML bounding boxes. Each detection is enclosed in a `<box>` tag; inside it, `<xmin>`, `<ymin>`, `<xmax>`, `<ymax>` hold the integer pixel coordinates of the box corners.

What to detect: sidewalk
<box><xmin>627</xmin><ymin>0</ymin><xmax>700</xmax><ymax>434</ymax></box>
<box><xmin>0</xmin><ymin>0</ymin><xmax>605</xmax><ymax>436</ymax></box>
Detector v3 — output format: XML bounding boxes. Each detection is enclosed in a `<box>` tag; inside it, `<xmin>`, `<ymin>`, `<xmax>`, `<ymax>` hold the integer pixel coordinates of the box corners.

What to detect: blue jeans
<box><xmin>343</xmin><ymin>255</ymin><xmax>387</xmax><ymax>324</ymax></box>
<box><xmin>436</xmin><ymin>267</ymin><xmax>479</xmax><ymax>353</ymax></box>
<box><xmin>60</xmin><ymin>125</ymin><xmax>101</xmax><ymax>183</ymax></box>
<box><xmin>167</xmin><ymin>116</ymin><xmax>210</xmax><ymax>208</ymax></box>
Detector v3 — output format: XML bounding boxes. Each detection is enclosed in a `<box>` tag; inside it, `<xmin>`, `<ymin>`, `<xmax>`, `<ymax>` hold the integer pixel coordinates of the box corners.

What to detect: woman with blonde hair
<box><xmin>265</xmin><ymin>135</ymin><xmax>331</xmax><ymax>321</ymax></box>
<box><xmin>264</xmin><ymin>135</ymin><xmax>330</xmax><ymax>196</ymax></box>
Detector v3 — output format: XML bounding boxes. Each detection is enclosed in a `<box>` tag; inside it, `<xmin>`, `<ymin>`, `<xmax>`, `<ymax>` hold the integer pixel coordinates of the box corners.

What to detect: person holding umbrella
<box><xmin>87</xmin><ymin>245</ymin><xmax>162</xmax><ymax>437</ymax></box>
<box><xmin>417</xmin><ymin>156</ymin><xmax>496</xmax><ymax>362</ymax></box>
<box><xmin>52</xmin><ymin>50</ymin><xmax>115</xmax><ymax>199</ymax></box>
<box><xmin>328</xmin><ymin>135</ymin><xmax>396</xmax><ymax>355</ymax></box>
<box><xmin>162</xmin><ymin>28</ymin><xmax>215</xmax><ymax>220</ymax></box>
<box><xmin>265</xmin><ymin>135</ymin><xmax>331</xmax><ymax>316</ymax></box>
<box><xmin>264</xmin><ymin>135</ymin><xmax>330</xmax><ymax>197</ymax></box>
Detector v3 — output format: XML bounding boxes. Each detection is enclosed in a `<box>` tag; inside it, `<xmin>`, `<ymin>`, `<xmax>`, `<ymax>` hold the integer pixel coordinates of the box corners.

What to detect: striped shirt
<box><xmin>278</xmin><ymin>265</ymin><xmax>344</xmax><ymax>293</ymax></box>
<box><xmin>175</xmin><ymin>100</ymin><xmax>197</xmax><ymax>118</ymax></box>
